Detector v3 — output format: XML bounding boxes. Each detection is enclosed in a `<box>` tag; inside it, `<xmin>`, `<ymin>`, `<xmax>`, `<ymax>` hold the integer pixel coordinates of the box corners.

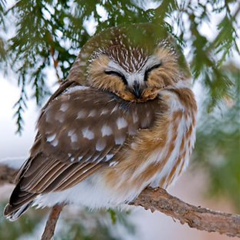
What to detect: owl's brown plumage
<box><xmin>4</xmin><ymin>23</ymin><xmax>197</xmax><ymax>221</ymax></box>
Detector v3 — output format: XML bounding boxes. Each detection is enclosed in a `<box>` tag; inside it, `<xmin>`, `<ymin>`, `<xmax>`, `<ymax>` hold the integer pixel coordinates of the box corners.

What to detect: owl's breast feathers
<box><xmin>5</xmin><ymin>82</ymin><xmax>197</xmax><ymax>219</ymax></box>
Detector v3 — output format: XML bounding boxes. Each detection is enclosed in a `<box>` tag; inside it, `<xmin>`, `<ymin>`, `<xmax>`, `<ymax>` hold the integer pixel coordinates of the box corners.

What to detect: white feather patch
<box><xmin>116</xmin><ymin>117</ymin><xmax>127</xmax><ymax>129</ymax></box>
<box><xmin>63</xmin><ymin>86</ymin><xmax>89</xmax><ymax>95</ymax></box>
<box><xmin>101</xmin><ymin>125</ymin><xmax>113</xmax><ymax>137</ymax></box>
<box><xmin>82</xmin><ymin>128</ymin><xmax>95</xmax><ymax>140</ymax></box>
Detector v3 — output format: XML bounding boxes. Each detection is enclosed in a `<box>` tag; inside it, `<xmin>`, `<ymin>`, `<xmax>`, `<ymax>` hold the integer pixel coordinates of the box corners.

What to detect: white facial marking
<box><xmin>101</xmin><ymin>125</ymin><xmax>113</xmax><ymax>137</ymax></box>
<box><xmin>96</xmin><ymin>139</ymin><xmax>106</xmax><ymax>151</ymax></box>
<box><xmin>127</xmin><ymin>72</ymin><xmax>145</xmax><ymax>86</ymax></box>
<box><xmin>82</xmin><ymin>127</ymin><xmax>95</xmax><ymax>140</ymax></box>
<box><xmin>78</xmin><ymin>156</ymin><xmax>83</xmax><ymax>161</ymax></box>
<box><xmin>116</xmin><ymin>117</ymin><xmax>127</xmax><ymax>129</ymax></box>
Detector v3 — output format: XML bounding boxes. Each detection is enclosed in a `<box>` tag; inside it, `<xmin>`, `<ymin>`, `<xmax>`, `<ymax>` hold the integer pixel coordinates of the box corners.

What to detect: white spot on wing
<box><xmin>116</xmin><ymin>117</ymin><xmax>127</xmax><ymax>129</ymax></box>
<box><xmin>100</xmin><ymin>109</ymin><xmax>109</xmax><ymax>115</ymax></box>
<box><xmin>70</xmin><ymin>133</ymin><xmax>78</xmax><ymax>142</ymax></box>
<box><xmin>57</xmin><ymin>116</ymin><xmax>64</xmax><ymax>123</ymax></box>
<box><xmin>106</xmin><ymin>154</ymin><xmax>114</xmax><ymax>161</ymax></box>
<box><xmin>47</xmin><ymin>134</ymin><xmax>56</xmax><ymax>142</ymax></box>
<box><xmin>96</xmin><ymin>139</ymin><xmax>106</xmax><ymax>151</ymax></box>
<box><xmin>51</xmin><ymin>139</ymin><xmax>59</xmax><ymax>147</ymax></box>
<box><xmin>68</xmin><ymin>130</ymin><xmax>74</xmax><ymax>136</ymax></box>
<box><xmin>77</xmin><ymin>110</ymin><xmax>87</xmax><ymax>119</ymax></box>
<box><xmin>60</xmin><ymin>103</ymin><xmax>69</xmax><ymax>112</ymax></box>
<box><xmin>115</xmin><ymin>136</ymin><xmax>125</xmax><ymax>145</ymax></box>
<box><xmin>88</xmin><ymin>110</ymin><xmax>97</xmax><ymax>117</ymax></box>
<box><xmin>82</xmin><ymin>128</ymin><xmax>95</xmax><ymax>140</ymax></box>
<box><xmin>68</xmin><ymin>130</ymin><xmax>78</xmax><ymax>142</ymax></box>
<box><xmin>111</xmin><ymin>105</ymin><xmax>118</xmax><ymax>114</ymax></box>
<box><xmin>101</xmin><ymin>125</ymin><xmax>113</xmax><ymax>137</ymax></box>
<box><xmin>63</xmin><ymin>86</ymin><xmax>89</xmax><ymax>95</ymax></box>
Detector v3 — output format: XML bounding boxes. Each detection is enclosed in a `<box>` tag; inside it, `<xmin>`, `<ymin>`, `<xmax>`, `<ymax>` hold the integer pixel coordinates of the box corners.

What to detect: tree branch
<box><xmin>134</xmin><ymin>188</ymin><xmax>240</xmax><ymax>238</ymax></box>
<box><xmin>0</xmin><ymin>164</ymin><xmax>240</xmax><ymax>239</ymax></box>
<box><xmin>41</xmin><ymin>205</ymin><xmax>64</xmax><ymax>240</ymax></box>
<box><xmin>0</xmin><ymin>165</ymin><xmax>17</xmax><ymax>185</ymax></box>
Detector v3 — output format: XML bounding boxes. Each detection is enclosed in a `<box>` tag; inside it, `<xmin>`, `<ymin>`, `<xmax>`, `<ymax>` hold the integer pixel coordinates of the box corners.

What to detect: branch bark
<box><xmin>1</xmin><ymin>164</ymin><xmax>240</xmax><ymax>239</ymax></box>
<box><xmin>41</xmin><ymin>205</ymin><xmax>64</xmax><ymax>240</ymax></box>
<box><xmin>134</xmin><ymin>188</ymin><xmax>240</xmax><ymax>238</ymax></box>
<box><xmin>0</xmin><ymin>165</ymin><xmax>17</xmax><ymax>185</ymax></box>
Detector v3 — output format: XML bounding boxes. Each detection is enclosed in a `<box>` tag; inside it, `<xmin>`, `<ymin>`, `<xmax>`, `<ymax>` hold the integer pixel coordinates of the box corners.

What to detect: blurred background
<box><xmin>0</xmin><ymin>0</ymin><xmax>239</xmax><ymax>239</ymax></box>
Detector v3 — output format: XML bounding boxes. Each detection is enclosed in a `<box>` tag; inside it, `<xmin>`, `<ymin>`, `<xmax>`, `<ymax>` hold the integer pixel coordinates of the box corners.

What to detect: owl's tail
<box><xmin>4</xmin><ymin>183</ymin><xmax>36</xmax><ymax>221</ymax></box>
<box><xmin>4</xmin><ymin>202</ymin><xmax>33</xmax><ymax>221</ymax></box>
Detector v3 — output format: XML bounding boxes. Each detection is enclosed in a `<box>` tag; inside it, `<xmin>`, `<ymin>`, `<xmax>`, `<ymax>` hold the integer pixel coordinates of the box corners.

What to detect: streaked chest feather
<box><xmin>104</xmin><ymin>88</ymin><xmax>197</xmax><ymax>196</ymax></box>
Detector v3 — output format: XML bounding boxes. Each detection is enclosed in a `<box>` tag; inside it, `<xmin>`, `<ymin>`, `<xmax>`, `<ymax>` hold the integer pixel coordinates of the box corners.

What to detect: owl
<box><xmin>4</xmin><ymin>23</ymin><xmax>197</xmax><ymax>221</ymax></box>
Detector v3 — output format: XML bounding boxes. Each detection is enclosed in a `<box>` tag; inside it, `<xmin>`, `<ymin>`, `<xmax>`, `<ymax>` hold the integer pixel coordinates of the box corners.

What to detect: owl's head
<box><xmin>68</xmin><ymin>23</ymin><xmax>191</xmax><ymax>102</ymax></box>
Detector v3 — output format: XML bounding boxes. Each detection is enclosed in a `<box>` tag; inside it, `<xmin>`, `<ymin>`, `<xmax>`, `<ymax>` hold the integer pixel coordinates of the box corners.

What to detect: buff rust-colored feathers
<box><xmin>4</xmin><ymin>23</ymin><xmax>197</xmax><ymax>221</ymax></box>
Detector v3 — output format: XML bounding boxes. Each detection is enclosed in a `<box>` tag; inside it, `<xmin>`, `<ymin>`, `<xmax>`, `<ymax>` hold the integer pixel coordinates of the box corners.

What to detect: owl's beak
<box><xmin>132</xmin><ymin>82</ymin><xmax>143</xmax><ymax>99</ymax></box>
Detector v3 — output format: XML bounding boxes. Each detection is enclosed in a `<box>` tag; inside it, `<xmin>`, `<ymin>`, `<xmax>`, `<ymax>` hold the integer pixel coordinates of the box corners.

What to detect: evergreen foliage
<box><xmin>0</xmin><ymin>0</ymin><xmax>239</xmax><ymax>238</ymax></box>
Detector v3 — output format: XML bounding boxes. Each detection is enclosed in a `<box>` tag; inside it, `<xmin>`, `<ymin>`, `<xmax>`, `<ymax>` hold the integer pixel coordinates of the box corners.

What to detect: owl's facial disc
<box><xmin>105</xmin><ymin>58</ymin><xmax>165</xmax><ymax>102</ymax></box>
<box><xmin>87</xmin><ymin>50</ymin><xmax>181</xmax><ymax>102</ymax></box>
<box><xmin>104</xmin><ymin>68</ymin><xmax>146</xmax><ymax>101</ymax></box>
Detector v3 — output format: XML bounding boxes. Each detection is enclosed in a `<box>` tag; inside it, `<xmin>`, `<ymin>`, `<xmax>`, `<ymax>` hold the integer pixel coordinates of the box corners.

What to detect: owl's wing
<box><xmin>6</xmin><ymin>84</ymin><xmax>160</xmax><ymax>214</ymax></box>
